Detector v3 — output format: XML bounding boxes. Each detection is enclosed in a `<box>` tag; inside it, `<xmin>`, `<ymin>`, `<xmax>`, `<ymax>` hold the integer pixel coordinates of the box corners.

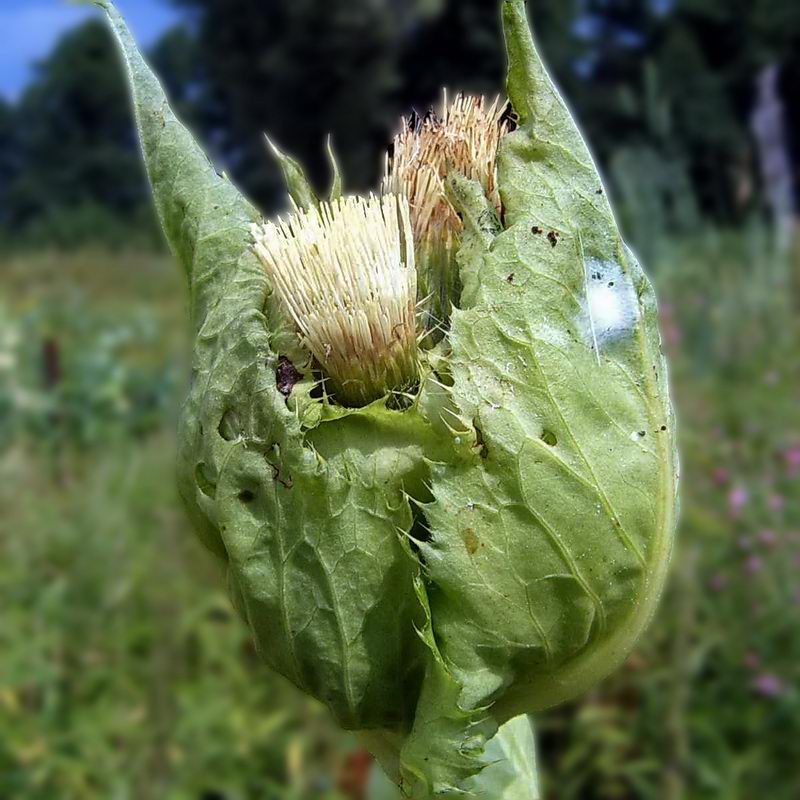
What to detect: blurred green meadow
<box><xmin>1</xmin><ymin>230</ymin><xmax>797</xmax><ymax>799</ymax></box>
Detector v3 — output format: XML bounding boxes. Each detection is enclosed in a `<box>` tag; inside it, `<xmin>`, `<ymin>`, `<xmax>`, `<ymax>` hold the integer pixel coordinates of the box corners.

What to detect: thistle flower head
<box><xmin>107</xmin><ymin>0</ymin><xmax>678</xmax><ymax>795</ymax></box>
<box><xmin>384</xmin><ymin>93</ymin><xmax>508</xmax><ymax>329</ymax></box>
<box><xmin>385</xmin><ymin>92</ymin><xmax>507</xmax><ymax>246</ymax></box>
<box><xmin>252</xmin><ymin>194</ymin><xmax>417</xmax><ymax>407</ymax></box>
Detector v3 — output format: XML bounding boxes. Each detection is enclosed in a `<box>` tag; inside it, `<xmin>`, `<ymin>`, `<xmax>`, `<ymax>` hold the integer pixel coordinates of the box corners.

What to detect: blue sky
<box><xmin>0</xmin><ymin>0</ymin><xmax>182</xmax><ymax>101</ymax></box>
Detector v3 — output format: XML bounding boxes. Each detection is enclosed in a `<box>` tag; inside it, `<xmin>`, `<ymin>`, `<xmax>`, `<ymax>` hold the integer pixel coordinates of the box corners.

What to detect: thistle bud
<box><xmin>384</xmin><ymin>93</ymin><xmax>508</xmax><ymax>334</ymax></box>
<box><xmin>100</xmin><ymin>0</ymin><xmax>677</xmax><ymax>796</ymax></box>
<box><xmin>252</xmin><ymin>194</ymin><xmax>418</xmax><ymax>407</ymax></box>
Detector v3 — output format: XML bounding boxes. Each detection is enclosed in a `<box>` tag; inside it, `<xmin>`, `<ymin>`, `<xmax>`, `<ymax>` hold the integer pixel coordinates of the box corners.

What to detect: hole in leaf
<box><xmin>310</xmin><ymin>371</ymin><xmax>326</xmax><ymax>400</ymax></box>
<box><xmin>541</xmin><ymin>430</ymin><xmax>558</xmax><ymax>447</ymax></box>
<box><xmin>238</xmin><ymin>489</ymin><xmax>255</xmax><ymax>504</ymax></box>
<box><xmin>500</xmin><ymin>102</ymin><xmax>519</xmax><ymax>132</ymax></box>
<box><xmin>473</xmin><ymin>418</ymin><xmax>489</xmax><ymax>459</ymax></box>
<box><xmin>195</xmin><ymin>463</ymin><xmax>217</xmax><ymax>499</ymax></box>
<box><xmin>218</xmin><ymin>409</ymin><xmax>241</xmax><ymax>441</ymax></box>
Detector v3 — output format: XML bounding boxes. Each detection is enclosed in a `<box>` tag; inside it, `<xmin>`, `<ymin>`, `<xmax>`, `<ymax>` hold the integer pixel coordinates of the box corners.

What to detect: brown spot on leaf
<box><xmin>547</xmin><ymin>230</ymin><xmax>559</xmax><ymax>248</ymax></box>
<box><xmin>531</xmin><ymin>225</ymin><xmax>543</xmax><ymax>235</ymax></box>
<box><xmin>276</xmin><ymin>356</ymin><xmax>303</xmax><ymax>397</ymax></box>
<box><xmin>506</xmin><ymin>273</ymin><xmax>515</xmax><ymax>284</ymax></box>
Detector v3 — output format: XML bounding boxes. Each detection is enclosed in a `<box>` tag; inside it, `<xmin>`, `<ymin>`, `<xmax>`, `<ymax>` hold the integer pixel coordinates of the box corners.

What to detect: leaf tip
<box><xmin>68</xmin><ymin>0</ymin><xmax>111</xmax><ymax>10</ymax></box>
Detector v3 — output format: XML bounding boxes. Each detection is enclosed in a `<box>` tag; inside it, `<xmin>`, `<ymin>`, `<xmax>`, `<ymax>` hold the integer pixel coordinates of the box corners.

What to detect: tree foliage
<box><xmin>0</xmin><ymin>0</ymin><xmax>798</xmax><ymax>245</ymax></box>
<box><xmin>5</xmin><ymin>21</ymin><xmax>147</xmax><ymax>231</ymax></box>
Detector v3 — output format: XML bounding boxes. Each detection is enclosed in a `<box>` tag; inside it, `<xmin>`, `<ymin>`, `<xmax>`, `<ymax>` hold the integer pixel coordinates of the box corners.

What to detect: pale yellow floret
<box><xmin>384</xmin><ymin>93</ymin><xmax>508</xmax><ymax>330</ymax></box>
<box><xmin>251</xmin><ymin>194</ymin><xmax>418</xmax><ymax>407</ymax></box>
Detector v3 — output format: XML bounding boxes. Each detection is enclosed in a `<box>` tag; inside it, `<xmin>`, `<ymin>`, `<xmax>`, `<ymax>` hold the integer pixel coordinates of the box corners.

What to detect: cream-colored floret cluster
<box><xmin>253</xmin><ymin>94</ymin><xmax>506</xmax><ymax>406</ymax></box>
<box><xmin>252</xmin><ymin>194</ymin><xmax>417</xmax><ymax>406</ymax></box>
<box><xmin>383</xmin><ymin>93</ymin><xmax>508</xmax><ymax>332</ymax></box>
<box><xmin>384</xmin><ymin>93</ymin><xmax>507</xmax><ymax>258</ymax></box>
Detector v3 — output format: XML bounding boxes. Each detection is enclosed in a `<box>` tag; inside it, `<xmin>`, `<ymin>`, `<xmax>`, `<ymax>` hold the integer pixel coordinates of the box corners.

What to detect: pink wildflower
<box><xmin>709</xmin><ymin>573</ymin><xmax>728</xmax><ymax>592</ymax></box>
<box><xmin>752</xmin><ymin>672</ymin><xmax>786</xmax><ymax>698</ymax></box>
<box><xmin>744</xmin><ymin>556</ymin><xmax>763</xmax><ymax>576</ymax></box>
<box><xmin>769</xmin><ymin>494</ymin><xmax>785</xmax><ymax>512</ymax></box>
<box><xmin>758</xmin><ymin>529</ymin><xmax>778</xmax><ymax>548</ymax></box>
<box><xmin>728</xmin><ymin>486</ymin><xmax>748</xmax><ymax>516</ymax></box>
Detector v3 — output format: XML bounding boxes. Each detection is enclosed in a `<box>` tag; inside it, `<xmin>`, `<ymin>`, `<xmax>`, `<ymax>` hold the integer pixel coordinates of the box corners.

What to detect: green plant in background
<box><xmin>89</xmin><ymin>0</ymin><xmax>678</xmax><ymax>796</ymax></box>
<box><xmin>0</xmin><ymin>252</ymin><xmax>183</xmax><ymax>451</ymax></box>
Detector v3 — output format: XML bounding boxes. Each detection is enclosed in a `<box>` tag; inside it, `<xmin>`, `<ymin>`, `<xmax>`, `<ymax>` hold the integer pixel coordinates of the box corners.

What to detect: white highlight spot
<box><xmin>583</xmin><ymin>258</ymin><xmax>639</xmax><ymax>353</ymax></box>
<box><xmin>589</xmin><ymin>284</ymin><xmax>624</xmax><ymax>331</ymax></box>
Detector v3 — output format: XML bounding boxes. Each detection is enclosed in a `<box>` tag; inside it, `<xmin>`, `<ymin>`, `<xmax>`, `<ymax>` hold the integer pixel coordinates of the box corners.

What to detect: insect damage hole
<box><xmin>473</xmin><ymin>418</ymin><xmax>489</xmax><ymax>459</ymax></box>
<box><xmin>195</xmin><ymin>463</ymin><xmax>217</xmax><ymax>499</ymax></box>
<box><xmin>218</xmin><ymin>409</ymin><xmax>241</xmax><ymax>442</ymax></box>
<box><xmin>541</xmin><ymin>430</ymin><xmax>558</xmax><ymax>447</ymax></box>
<box><xmin>405</xmin><ymin>507</ymin><xmax>433</xmax><ymax>566</ymax></box>
<box><xmin>238</xmin><ymin>489</ymin><xmax>256</xmax><ymax>504</ymax></box>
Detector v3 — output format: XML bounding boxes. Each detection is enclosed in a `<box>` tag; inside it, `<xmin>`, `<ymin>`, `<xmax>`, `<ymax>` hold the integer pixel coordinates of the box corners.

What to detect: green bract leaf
<box><xmin>326</xmin><ymin>135</ymin><xmax>344</xmax><ymax>202</ymax></box>
<box><xmin>265</xmin><ymin>135</ymin><xmax>319</xmax><ymax>211</ymax></box>
<box><xmin>369</xmin><ymin>715</ymin><xmax>539</xmax><ymax>799</ymax></box>
<box><xmin>96</xmin><ymin>0</ymin><xmax>677</xmax><ymax>796</ymax></box>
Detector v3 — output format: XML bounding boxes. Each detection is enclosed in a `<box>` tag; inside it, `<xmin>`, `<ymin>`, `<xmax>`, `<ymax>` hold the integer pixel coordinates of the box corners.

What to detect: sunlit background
<box><xmin>1</xmin><ymin>1</ymin><xmax>799</xmax><ymax>798</ymax></box>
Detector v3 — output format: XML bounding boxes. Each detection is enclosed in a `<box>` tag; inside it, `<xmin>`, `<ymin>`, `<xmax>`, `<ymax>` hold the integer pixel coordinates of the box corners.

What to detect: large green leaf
<box><xmin>397</xmin><ymin>0</ymin><xmax>677</xmax><ymax>792</ymax></box>
<box><xmin>90</xmin><ymin>0</ymin><xmax>432</xmax><ymax>735</ymax></box>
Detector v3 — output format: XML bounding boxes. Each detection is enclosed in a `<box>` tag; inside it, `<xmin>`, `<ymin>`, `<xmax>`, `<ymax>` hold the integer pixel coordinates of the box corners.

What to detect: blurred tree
<box><xmin>1</xmin><ymin>0</ymin><xmax>797</xmax><ymax>245</ymax></box>
<box><xmin>171</xmin><ymin>0</ymin><xmax>584</xmax><ymax>210</ymax></box>
<box><xmin>576</xmin><ymin>0</ymin><xmax>800</xmax><ymax>225</ymax></box>
<box><xmin>0</xmin><ymin>99</ymin><xmax>18</xmax><ymax>228</ymax></box>
<box><xmin>398</xmin><ymin>0</ymin><xmax>507</xmax><ymax>107</ymax></box>
<box><xmin>5</xmin><ymin>21</ymin><xmax>149</xmax><ymax>231</ymax></box>
<box><xmin>396</xmin><ymin>0</ymin><xmax>585</xmax><ymax>107</ymax></box>
<box><xmin>172</xmin><ymin>0</ymin><xmax>407</xmax><ymax>206</ymax></box>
